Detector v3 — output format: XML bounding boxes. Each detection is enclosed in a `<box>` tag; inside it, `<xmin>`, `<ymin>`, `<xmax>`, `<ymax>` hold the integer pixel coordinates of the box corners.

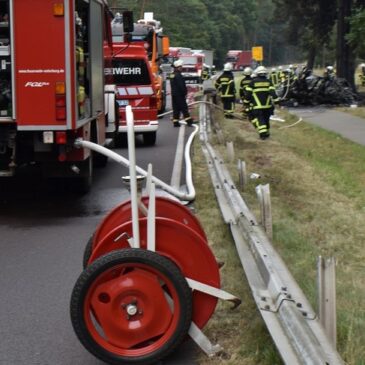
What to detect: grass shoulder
<box><xmin>193</xmin><ymin>106</ymin><xmax>365</xmax><ymax>364</ymax></box>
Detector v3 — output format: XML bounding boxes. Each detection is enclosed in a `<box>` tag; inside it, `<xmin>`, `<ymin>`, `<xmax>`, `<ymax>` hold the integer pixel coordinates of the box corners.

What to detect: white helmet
<box><xmin>278</xmin><ymin>66</ymin><xmax>283</xmax><ymax>70</ymax></box>
<box><xmin>326</xmin><ymin>65</ymin><xmax>334</xmax><ymax>71</ymax></box>
<box><xmin>224</xmin><ymin>63</ymin><xmax>233</xmax><ymax>71</ymax></box>
<box><xmin>289</xmin><ymin>64</ymin><xmax>293</xmax><ymax>69</ymax></box>
<box><xmin>271</xmin><ymin>67</ymin><xmax>277</xmax><ymax>72</ymax></box>
<box><xmin>173</xmin><ymin>59</ymin><xmax>184</xmax><ymax>68</ymax></box>
<box><xmin>255</xmin><ymin>66</ymin><xmax>268</xmax><ymax>75</ymax></box>
<box><xmin>243</xmin><ymin>67</ymin><xmax>252</xmax><ymax>75</ymax></box>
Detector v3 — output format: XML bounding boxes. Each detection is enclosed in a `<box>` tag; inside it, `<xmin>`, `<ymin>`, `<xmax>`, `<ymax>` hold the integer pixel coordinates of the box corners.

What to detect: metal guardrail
<box><xmin>199</xmin><ymin>94</ymin><xmax>345</xmax><ymax>365</ymax></box>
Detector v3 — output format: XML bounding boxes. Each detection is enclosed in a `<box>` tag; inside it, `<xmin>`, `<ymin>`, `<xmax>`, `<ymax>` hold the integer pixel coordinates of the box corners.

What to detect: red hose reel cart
<box><xmin>70</xmin><ymin>107</ymin><xmax>240</xmax><ymax>365</ymax></box>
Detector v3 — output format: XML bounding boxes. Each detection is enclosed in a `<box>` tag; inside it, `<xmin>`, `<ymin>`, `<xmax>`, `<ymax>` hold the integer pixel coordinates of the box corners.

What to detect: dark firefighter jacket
<box><xmin>170</xmin><ymin>71</ymin><xmax>187</xmax><ymax>98</ymax></box>
<box><xmin>239</xmin><ymin>76</ymin><xmax>252</xmax><ymax>99</ymax></box>
<box><xmin>244</xmin><ymin>76</ymin><xmax>279</xmax><ymax>110</ymax></box>
<box><xmin>215</xmin><ymin>71</ymin><xmax>235</xmax><ymax>98</ymax></box>
<box><xmin>202</xmin><ymin>68</ymin><xmax>210</xmax><ymax>80</ymax></box>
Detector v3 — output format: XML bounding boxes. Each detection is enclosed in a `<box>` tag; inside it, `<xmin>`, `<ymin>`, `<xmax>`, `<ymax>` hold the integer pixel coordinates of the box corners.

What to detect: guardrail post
<box><xmin>317</xmin><ymin>256</ymin><xmax>337</xmax><ymax>348</ymax></box>
<box><xmin>216</xmin><ymin>130</ymin><xmax>225</xmax><ymax>144</ymax></box>
<box><xmin>226</xmin><ymin>141</ymin><xmax>234</xmax><ymax>162</ymax></box>
<box><xmin>255</xmin><ymin>184</ymin><xmax>273</xmax><ymax>239</ymax></box>
<box><xmin>237</xmin><ymin>159</ymin><xmax>247</xmax><ymax>191</ymax></box>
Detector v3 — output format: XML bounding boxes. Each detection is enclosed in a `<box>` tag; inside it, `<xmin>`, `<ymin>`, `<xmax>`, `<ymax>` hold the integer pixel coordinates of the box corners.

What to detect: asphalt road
<box><xmin>0</xmin><ymin>113</ymin><xmax>198</xmax><ymax>365</ymax></box>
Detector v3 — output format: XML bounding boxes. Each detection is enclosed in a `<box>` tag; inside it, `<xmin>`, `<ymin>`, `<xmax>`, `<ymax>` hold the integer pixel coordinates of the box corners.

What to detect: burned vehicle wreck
<box><xmin>277</xmin><ymin>68</ymin><xmax>358</xmax><ymax>106</ymax></box>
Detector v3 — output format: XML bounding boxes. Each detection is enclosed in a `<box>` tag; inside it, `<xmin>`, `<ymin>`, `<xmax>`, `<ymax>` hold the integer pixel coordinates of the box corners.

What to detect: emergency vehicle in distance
<box><xmin>179</xmin><ymin>53</ymin><xmax>205</xmax><ymax>84</ymax></box>
<box><xmin>225</xmin><ymin>50</ymin><xmax>253</xmax><ymax>70</ymax></box>
<box><xmin>0</xmin><ymin>0</ymin><xmax>118</xmax><ymax>192</ymax></box>
<box><xmin>105</xmin><ymin>44</ymin><xmax>158</xmax><ymax>146</ymax></box>
<box><xmin>111</xmin><ymin>12</ymin><xmax>170</xmax><ymax>114</ymax></box>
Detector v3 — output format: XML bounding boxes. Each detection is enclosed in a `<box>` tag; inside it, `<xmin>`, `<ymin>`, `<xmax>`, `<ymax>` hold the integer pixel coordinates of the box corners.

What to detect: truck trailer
<box><xmin>225</xmin><ymin>50</ymin><xmax>253</xmax><ymax>70</ymax></box>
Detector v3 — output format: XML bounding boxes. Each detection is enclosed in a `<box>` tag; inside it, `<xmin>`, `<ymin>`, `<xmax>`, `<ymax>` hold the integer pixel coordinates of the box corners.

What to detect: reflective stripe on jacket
<box><xmin>244</xmin><ymin>76</ymin><xmax>279</xmax><ymax>109</ymax></box>
<box><xmin>215</xmin><ymin>71</ymin><xmax>235</xmax><ymax>97</ymax></box>
<box><xmin>239</xmin><ymin>76</ymin><xmax>252</xmax><ymax>98</ymax></box>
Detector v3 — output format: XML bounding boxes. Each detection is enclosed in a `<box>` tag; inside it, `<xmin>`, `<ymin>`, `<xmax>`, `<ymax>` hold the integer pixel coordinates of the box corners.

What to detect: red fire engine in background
<box><xmin>0</xmin><ymin>0</ymin><xmax>118</xmax><ymax>192</ymax></box>
<box><xmin>106</xmin><ymin>43</ymin><xmax>159</xmax><ymax>146</ymax></box>
<box><xmin>111</xmin><ymin>12</ymin><xmax>170</xmax><ymax>114</ymax></box>
<box><xmin>179</xmin><ymin>53</ymin><xmax>205</xmax><ymax>84</ymax></box>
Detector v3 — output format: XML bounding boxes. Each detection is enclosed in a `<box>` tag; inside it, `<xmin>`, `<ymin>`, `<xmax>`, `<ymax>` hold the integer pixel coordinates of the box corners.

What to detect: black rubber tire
<box><xmin>82</xmin><ymin>235</ymin><xmax>94</xmax><ymax>269</ymax></box>
<box><xmin>70</xmin><ymin>248</ymin><xmax>192</xmax><ymax>365</ymax></box>
<box><xmin>93</xmin><ymin>152</ymin><xmax>108</xmax><ymax>168</ymax></box>
<box><xmin>114</xmin><ymin>133</ymin><xmax>127</xmax><ymax>148</ymax></box>
<box><xmin>143</xmin><ymin>132</ymin><xmax>156</xmax><ymax>146</ymax></box>
<box><xmin>112</xmin><ymin>100</ymin><xmax>121</xmax><ymax>148</ymax></box>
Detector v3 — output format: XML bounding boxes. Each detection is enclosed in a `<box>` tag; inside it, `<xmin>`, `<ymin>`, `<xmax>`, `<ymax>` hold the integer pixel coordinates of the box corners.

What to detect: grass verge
<box><xmin>192</xmin><ymin>105</ymin><xmax>365</xmax><ymax>364</ymax></box>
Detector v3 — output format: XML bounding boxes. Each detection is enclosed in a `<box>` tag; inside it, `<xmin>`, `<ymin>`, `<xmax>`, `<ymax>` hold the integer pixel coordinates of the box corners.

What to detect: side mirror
<box><xmin>123</xmin><ymin>11</ymin><xmax>134</xmax><ymax>33</ymax></box>
<box><xmin>162</xmin><ymin>36</ymin><xmax>170</xmax><ymax>57</ymax></box>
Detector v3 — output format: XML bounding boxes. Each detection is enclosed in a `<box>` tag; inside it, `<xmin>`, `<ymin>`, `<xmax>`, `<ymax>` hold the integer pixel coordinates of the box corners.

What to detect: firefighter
<box><xmin>323</xmin><ymin>65</ymin><xmax>335</xmax><ymax>80</ymax></box>
<box><xmin>170</xmin><ymin>59</ymin><xmax>194</xmax><ymax>127</ymax></box>
<box><xmin>244</xmin><ymin>66</ymin><xmax>280</xmax><ymax>140</ymax></box>
<box><xmin>239</xmin><ymin>67</ymin><xmax>253</xmax><ymax>119</ymax></box>
<box><xmin>215</xmin><ymin>63</ymin><xmax>236</xmax><ymax>119</ymax></box>
<box><xmin>201</xmin><ymin>64</ymin><xmax>210</xmax><ymax>81</ymax></box>
<box><xmin>359</xmin><ymin>63</ymin><xmax>365</xmax><ymax>87</ymax></box>
<box><xmin>270</xmin><ymin>67</ymin><xmax>279</xmax><ymax>87</ymax></box>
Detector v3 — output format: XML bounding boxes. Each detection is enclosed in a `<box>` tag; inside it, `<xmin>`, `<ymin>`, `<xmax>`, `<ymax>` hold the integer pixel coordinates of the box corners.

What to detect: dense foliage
<box><xmin>113</xmin><ymin>0</ymin><xmax>365</xmax><ymax>84</ymax></box>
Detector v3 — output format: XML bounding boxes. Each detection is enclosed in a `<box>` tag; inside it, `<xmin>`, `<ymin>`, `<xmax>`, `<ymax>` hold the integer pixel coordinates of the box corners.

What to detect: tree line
<box><xmin>114</xmin><ymin>0</ymin><xmax>365</xmax><ymax>87</ymax></box>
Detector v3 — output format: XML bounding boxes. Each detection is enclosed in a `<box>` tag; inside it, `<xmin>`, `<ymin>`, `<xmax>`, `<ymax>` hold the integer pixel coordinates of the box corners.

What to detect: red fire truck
<box><xmin>106</xmin><ymin>44</ymin><xmax>159</xmax><ymax>146</ymax></box>
<box><xmin>0</xmin><ymin>0</ymin><xmax>117</xmax><ymax>192</ymax></box>
<box><xmin>111</xmin><ymin>12</ymin><xmax>170</xmax><ymax>113</ymax></box>
<box><xmin>179</xmin><ymin>53</ymin><xmax>205</xmax><ymax>84</ymax></box>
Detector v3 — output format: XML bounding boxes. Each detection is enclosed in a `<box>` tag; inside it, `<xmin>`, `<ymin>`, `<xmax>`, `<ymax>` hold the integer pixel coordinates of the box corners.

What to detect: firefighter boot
<box><xmin>186</xmin><ymin>117</ymin><xmax>195</xmax><ymax>127</ymax></box>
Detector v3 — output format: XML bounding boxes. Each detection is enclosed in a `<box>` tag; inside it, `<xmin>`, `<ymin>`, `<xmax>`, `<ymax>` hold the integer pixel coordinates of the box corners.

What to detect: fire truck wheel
<box><xmin>70</xmin><ymin>248</ymin><xmax>192</xmax><ymax>365</ymax></box>
<box><xmin>114</xmin><ymin>133</ymin><xmax>128</xmax><ymax>148</ymax></box>
<box><xmin>112</xmin><ymin>100</ymin><xmax>120</xmax><ymax>147</ymax></box>
<box><xmin>82</xmin><ymin>235</ymin><xmax>94</xmax><ymax>269</ymax></box>
<box><xmin>143</xmin><ymin>132</ymin><xmax>156</xmax><ymax>146</ymax></box>
<box><xmin>93</xmin><ymin>149</ymin><xmax>108</xmax><ymax>168</ymax></box>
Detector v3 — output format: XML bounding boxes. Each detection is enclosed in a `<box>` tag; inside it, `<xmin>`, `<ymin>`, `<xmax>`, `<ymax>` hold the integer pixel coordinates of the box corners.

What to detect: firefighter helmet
<box><xmin>243</xmin><ymin>67</ymin><xmax>252</xmax><ymax>76</ymax></box>
<box><xmin>255</xmin><ymin>66</ymin><xmax>268</xmax><ymax>75</ymax></box>
<box><xmin>173</xmin><ymin>59</ymin><xmax>184</xmax><ymax>68</ymax></box>
<box><xmin>224</xmin><ymin>63</ymin><xmax>233</xmax><ymax>71</ymax></box>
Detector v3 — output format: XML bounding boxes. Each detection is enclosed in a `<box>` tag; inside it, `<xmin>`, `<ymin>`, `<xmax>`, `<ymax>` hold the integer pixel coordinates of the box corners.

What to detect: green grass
<box><xmin>192</xmin><ymin>106</ymin><xmax>365</xmax><ymax>364</ymax></box>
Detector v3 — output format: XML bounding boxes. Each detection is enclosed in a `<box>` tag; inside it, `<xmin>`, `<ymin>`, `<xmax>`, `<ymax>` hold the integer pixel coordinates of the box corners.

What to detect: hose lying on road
<box><xmin>74</xmin><ymin>125</ymin><xmax>199</xmax><ymax>202</ymax></box>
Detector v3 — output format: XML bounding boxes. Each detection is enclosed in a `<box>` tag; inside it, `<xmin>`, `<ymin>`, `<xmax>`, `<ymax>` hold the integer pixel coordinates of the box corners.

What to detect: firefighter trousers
<box><xmin>221</xmin><ymin>96</ymin><xmax>235</xmax><ymax>118</ymax></box>
<box><xmin>172</xmin><ymin>95</ymin><xmax>192</xmax><ymax>123</ymax></box>
<box><xmin>251</xmin><ymin>109</ymin><xmax>272</xmax><ymax>139</ymax></box>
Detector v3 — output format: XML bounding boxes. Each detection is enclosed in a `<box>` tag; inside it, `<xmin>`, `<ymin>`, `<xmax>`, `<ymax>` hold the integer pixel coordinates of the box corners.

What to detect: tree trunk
<box><xmin>307</xmin><ymin>45</ymin><xmax>317</xmax><ymax>70</ymax></box>
<box><xmin>336</xmin><ymin>0</ymin><xmax>355</xmax><ymax>89</ymax></box>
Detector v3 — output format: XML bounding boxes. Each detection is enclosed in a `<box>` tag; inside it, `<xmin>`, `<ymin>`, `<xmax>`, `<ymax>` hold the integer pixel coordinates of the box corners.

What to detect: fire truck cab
<box><xmin>106</xmin><ymin>44</ymin><xmax>158</xmax><ymax>146</ymax></box>
<box><xmin>0</xmin><ymin>0</ymin><xmax>117</xmax><ymax>192</ymax></box>
<box><xmin>111</xmin><ymin>12</ymin><xmax>169</xmax><ymax>114</ymax></box>
<box><xmin>179</xmin><ymin>53</ymin><xmax>205</xmax><ymax>84</ymax></box>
